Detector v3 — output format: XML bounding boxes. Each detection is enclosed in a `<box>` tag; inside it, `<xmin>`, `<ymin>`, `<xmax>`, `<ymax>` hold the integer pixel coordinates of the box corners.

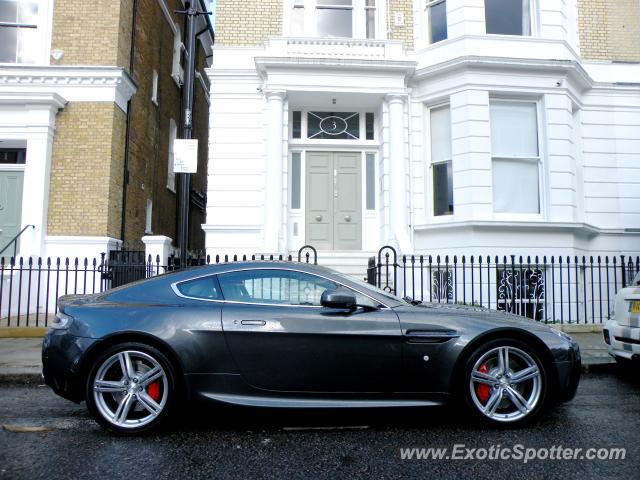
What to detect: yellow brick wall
<box><xmin>388</xmin><ymin>0</ymin><xmax>414</xmax><ymax>50</ymax></box>
<box><xmin>51</xmin><ymin>0</ymin><xmax>128</xmax><ymax>66</ymax></box>
<box><xmin>577</xmin><ymin>0</ymin><xmax>640</xmax><ymax>61</ymax></box>
<box><xmin>48</xmin><ymin>103</ymin><xmax>125</xmax><ymax>238</ymax></box>
<box><xmin>216</xmin><ymin>0</ymin><xmax>282</xmax><ymax>46</ymax></box>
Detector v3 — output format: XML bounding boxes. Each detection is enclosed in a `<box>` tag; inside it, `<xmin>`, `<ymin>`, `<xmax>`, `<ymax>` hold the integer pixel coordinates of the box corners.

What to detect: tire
<box><xmin>462</xmin><ymin>338</ymin><xmax>549</xmax><ymax>427</ymax></box>
<box><xmin>85</xmin><ymin>342</ymin><xmax>177</xmax><ymax>435</ymax></box>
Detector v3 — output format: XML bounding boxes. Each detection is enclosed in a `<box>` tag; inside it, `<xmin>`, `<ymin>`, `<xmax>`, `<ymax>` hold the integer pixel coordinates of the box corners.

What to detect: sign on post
<box><xmin>173</xmin><ymin>139</ymin><xmax>198</xmax><ymax>173</ymax></box>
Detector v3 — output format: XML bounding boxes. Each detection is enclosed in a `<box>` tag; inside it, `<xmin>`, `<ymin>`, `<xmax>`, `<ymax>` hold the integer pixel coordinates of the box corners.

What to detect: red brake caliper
<box><xmin>475</xmin><ymin>364</ymin><xmax>490</xmax><ymax>403</ymax></box>
<box><xmin>147</xmin><ymin>381</ymin><xmax>161</xmax><ymax>402</ymax></box>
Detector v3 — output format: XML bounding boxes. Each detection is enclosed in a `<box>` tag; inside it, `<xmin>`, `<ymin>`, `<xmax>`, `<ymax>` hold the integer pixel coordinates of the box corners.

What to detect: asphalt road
<box><xmin>0</xmin><ymin>371</ymin><xmax>638</xmax><ymax>480</ymax></box>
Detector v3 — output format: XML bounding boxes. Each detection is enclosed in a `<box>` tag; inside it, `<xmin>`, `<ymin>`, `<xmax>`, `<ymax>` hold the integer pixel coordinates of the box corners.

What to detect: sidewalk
<box><xmin>0</xmin><ymin>330</ymin><xmax>614</xmax><ymax>383</ymax></box>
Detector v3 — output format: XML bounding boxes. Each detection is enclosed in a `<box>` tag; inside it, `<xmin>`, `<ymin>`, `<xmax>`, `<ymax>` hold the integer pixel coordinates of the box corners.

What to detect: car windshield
<box><xmin>633</xmin><ymin>270</ymin><xmax>640</xmax><ymax>286</ymax></box>
<box><xmin>331</xmin><ymin>271</ymin><xmax>406</xmax><ymax>307</ymax></box>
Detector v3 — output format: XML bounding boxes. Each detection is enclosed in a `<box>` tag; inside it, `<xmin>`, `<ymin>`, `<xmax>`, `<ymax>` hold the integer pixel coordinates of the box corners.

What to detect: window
<box><xmin>426</xmin><ymin>0</ymin><xmax>447</xmax><ymax>43</ymax></box>
<box><xmin>217</xmin><ymin>269</ymin><xmax>338</xmax><ymax>306</ymax></box>
<box><xmin>430</xmin><ymin>105</ymin><xmax>453</xmax><ymax>216</ymax></box>
<box><xmin>0</xmin><ymin>0</ymin><xmax>38</xmax><ymax>63</ymax></box>
<box><xmin>292</xmin><ymin>111</ymin><xmax>302</xmax><ymax>139</ymax></box>
<box><xmin>365</xmin><ymin>0</ymin><xmax>376</xmax><ymax>39</ymax></box>
<box><xmin>308</xmin><ymin>111</ymin><xmax>359</xmax><ymax>139</ymax></box>
<box><xmin>177</xmin><ymin>276</ymin><xmax>222</xmax><ymax>300</ymax></box>
<box><xmin>145</xmin><ymin>199</ymin><xmax>153</xmax><ymax>234</ymax></box>
<box><xmin>496</xmin><ymin>267</ymin><xmax>544</xmax><ymax>320</ymax></box>
<box><xmin>167</xmin><ymin>119</ymin><xmax>177</xmax><ymax>192</ymax></box>
<box><xmin>490</xmin><ymin>101</ymin><xmax>540</xmax><ymax>214</ymax></box>
<box><xmin>291</xmin><ymin>152</ymin><xmax>302</xmax><ymax>209</ymax></box>
<box><xmin>366</xmin><ymin>153</ymin><xmax>375</xmax><ymax>210</ymax></box>
<box><xmin>317</xmin><ymin>0</ymin><xmax>352</xmax><ymax>37</ymax></box>
<box><xmin>151</xmin><ymin>70</ymin><xmax>159</xmax><ymax>106</ymax></box>
<box><xmin>0</xmin><ymin>149</ymin><xmax>26</xmax><ymax>164</ymax></box>
<box><xmin>485</xmin><ymin>0</ymin><xmax>531</xmax><ymax>36</ymax></box>
<box><xmin>365</xmin><ymin>112</ymin><xmax>374</xmax><ymax>140</ymax></box>
<box><xmin>288</xmin><ymin>0</ymin><xmax>377</xmax><ymax>39</ymax></box>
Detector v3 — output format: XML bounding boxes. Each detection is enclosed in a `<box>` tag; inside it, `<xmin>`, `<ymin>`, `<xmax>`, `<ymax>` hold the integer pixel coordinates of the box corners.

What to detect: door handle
<box><xmin>315</xmin><ymin>215</ymin><xmax>322</xmax><ymax>222</ymax></box>
<box><xmin>241</xmin><ymin>320</ymin><xmax>266</xmax><ymax>326</ymax></box>
<box><xmin>344</xmin><ymin>215</ymin><xmax>351</xmax><ymax>222</ymax></box>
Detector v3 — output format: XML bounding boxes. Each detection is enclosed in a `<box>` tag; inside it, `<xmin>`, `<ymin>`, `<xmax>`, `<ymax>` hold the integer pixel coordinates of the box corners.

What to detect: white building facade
<box><xmin>206</xmin><ymin>0</ymin><xmax>640</xmax><ymax>272</ymax></box>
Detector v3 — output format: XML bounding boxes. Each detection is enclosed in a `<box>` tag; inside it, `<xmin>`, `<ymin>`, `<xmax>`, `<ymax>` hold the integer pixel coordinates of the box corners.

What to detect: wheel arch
<box><xmin>451</xmin><ymin>327</ymin><xmax>559</xmax><ymax>396</ymax></box>
<box><xmin>78</xmin><ymin>332</ymin><xmax>189</xmax><ymax>400</ymax></box>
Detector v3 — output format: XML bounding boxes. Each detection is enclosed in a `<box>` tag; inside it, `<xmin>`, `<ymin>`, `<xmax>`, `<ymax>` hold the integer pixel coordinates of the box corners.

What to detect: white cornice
<box><xmin>412</xmin><ymin>56</ymin><xmax>593</xmax><ymax>91</ymax></box>
<box><xmin>0</xmin><ymin>65</ymin><xmax>138</xmax><ymax>112</ymax></box>
<box><xmin>0</xmin><ymin>91</ymin><xmax>67</xmax><ymax>109</ymax></box>
<box><xmin>254</xmin><ymin>56</ymin><xmax>416</xmax><ymax>83</ymax></box>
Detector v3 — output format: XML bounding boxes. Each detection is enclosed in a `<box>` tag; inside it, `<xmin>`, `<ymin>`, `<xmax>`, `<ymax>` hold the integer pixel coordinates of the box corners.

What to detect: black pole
<box><xmin>176</xmin><ymin>2</ymin><xmax>198</xmax><ymax>268</ymax></box>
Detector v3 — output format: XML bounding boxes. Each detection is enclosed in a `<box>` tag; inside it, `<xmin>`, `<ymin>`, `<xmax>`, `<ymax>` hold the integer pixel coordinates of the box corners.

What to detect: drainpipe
<box><xmin>120</xmin><ymin>0</ymin><xmax>138</xmax><ymax>244</ymax></box>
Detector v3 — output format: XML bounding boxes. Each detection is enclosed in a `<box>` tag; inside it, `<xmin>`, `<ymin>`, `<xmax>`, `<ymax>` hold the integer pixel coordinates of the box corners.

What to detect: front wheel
<box><xmin>463</xmin><ymin>339</ymin><xmax>549</xmax><ymax>426</ymax></box>
<box><xmin>85</xmin><ymin>342</ymin><xmax>176</xmax><ymax>434</ymax></box>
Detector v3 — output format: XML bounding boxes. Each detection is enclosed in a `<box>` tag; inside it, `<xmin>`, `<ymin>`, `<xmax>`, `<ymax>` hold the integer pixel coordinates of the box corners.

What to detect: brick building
<box><xmin>0</xmin><ymin>0</ymin><xmax>213</xmax><ymax>261</ymax></box>
<box><xmin>206</xmin><ymin>0</ymin><xmax>640</xmax><ymax>274</ymax></box>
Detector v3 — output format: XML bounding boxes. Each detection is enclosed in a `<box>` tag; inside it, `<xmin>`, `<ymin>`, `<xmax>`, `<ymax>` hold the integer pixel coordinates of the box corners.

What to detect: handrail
<box><xmin>0</xmin><ymin>224</ymin><xmax>35</xmax><ymax>258</ymax></box>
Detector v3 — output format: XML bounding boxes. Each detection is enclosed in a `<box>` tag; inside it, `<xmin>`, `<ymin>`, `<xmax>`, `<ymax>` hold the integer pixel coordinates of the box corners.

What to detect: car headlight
<box><xmin>51</xmin><ymin>311</ymin><xmax>73</xmax><ymax>330</ymax></box>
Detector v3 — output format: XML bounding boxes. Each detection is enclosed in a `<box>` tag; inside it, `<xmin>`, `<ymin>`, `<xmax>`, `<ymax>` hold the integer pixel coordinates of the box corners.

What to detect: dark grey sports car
<box><xmin>42</xmin><ymin>261</ymin><xmax>581</xmax><ymax>434</ymax></box>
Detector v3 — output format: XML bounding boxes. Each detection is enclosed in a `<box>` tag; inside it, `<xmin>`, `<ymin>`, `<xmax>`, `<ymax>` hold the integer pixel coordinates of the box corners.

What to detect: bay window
<box><xmin>430</xmin><ymin>105</ymin><xmax>453</xmax><ymax>216</ymax></box>
<box><xmin>426</xmin><ymin>0</ymin><xmax>447</xmax><ymax>44</ymax></box>
<box><xmin>484</xmin><ymin>0</ymin><xmax>531</xmax><ymax>36</ymax></box>
<box><xmin>490</xmin><ymin>101</ymin><xmax>540</xmax><ymax>214</ymax></box>
<box><xmin>288</xmin><ymin>0</ymin><xmax>379</xmax><ymax>39</ymax></box>
<box><xmin>0</xmin><ymin>0</ymin><xmax>38</xmax><ymax>63</ymax></box>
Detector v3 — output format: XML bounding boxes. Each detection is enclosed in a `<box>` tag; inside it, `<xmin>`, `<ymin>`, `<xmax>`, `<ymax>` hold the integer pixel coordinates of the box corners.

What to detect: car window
<box><xmin>217</xmin><ymin>269</ymin><xmax>338</xmax><ymax>306</ymax></box>
<box><xmin>176</xmin><ymin>275</ymin><xmax>222</xmax><ymax>300</ymax></box>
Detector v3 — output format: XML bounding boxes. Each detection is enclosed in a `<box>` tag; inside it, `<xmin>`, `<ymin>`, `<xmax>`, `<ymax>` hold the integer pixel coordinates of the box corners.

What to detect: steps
<box><xmin>310</xmin><ymin>251</ymin><xmax>375</xmax><ymax>281</ymax></box>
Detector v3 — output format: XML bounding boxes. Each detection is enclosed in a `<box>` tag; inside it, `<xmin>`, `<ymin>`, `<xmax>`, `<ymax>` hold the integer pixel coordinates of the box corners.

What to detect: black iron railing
<box><xmin>0</xmin><ymin>246</ymin><xmax>319</xmax><ymax>327</ymax></box>
<box><xmin>369</xmin><ymin>246</ymin><xmax>640</xmax><ymax>324</ymax></box>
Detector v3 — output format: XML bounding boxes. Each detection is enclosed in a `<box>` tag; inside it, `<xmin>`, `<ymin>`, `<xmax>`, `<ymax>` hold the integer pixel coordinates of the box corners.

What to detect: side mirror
<box><xmin>321</xmin><ymin>288</ymin><xmax>357</xmax><ymax>310</ymax></box>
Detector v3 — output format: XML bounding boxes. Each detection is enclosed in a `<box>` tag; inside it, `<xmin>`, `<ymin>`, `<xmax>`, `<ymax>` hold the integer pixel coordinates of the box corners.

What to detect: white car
<box><xmin>604</xmin><ymin>270</ymin><xmax>640</xmax><ymax>364</ymax></box>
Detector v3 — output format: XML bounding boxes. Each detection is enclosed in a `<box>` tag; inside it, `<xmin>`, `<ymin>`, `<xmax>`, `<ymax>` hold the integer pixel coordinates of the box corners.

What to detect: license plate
<box><xmin>631</xmin><ymin>301</ymin><xmax>640</xmax><ymax>313</ymax></box>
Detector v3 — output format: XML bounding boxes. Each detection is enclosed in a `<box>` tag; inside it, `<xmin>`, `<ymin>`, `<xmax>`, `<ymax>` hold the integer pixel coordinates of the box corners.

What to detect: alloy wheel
<box><xmin>92</xmin><ymin>350</ymin><xmax>169</xmax><ymax>430</ymax></box>
<box><xmin>469</xmin><ymin>345</ymin><xmax>542</xmax><ymax>423</ymax></box>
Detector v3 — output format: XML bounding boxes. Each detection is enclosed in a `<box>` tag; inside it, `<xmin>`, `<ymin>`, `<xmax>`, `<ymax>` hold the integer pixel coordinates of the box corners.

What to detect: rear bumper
<box><xmin>604</xmin><ymin>320</ymin><xmax>640</xmax><ymax>361</ymax></box>
<box><xmin>42</xmin><ymin>329</ymin><xmax>99</xmax><ymax>403</ymax></box>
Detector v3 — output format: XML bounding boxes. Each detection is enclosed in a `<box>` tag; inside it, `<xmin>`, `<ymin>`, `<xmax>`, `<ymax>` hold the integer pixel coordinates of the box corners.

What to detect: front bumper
<box><xmin>604</xmin><ymin>320</ymin><xmax>640</xmax><ymax>361</ymax></box>
<box><xmin>555</xmin><ymin>340</ymin><xmax>581</xmax><ymax>402</ymax></box>
<box><xmin>42</xmin><ymin>329</ymin><xmax>100</xmax><ymax>403</ymax></box>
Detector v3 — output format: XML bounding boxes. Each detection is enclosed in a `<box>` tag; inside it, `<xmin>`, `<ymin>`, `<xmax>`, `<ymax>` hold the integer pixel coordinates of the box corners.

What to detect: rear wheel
<box><xmin>85</xmin><ymin>342</ymin><xmax>176</xmax><ymax>434</ymax></box>
<box><xmin>463</xmin><ymin>339</ymin><xmax>549</xmax><ymax>426</ymax></box>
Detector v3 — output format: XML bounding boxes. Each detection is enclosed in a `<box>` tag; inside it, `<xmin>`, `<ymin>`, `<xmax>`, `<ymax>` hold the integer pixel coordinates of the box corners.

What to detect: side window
<box><xmin>217</xmin><ymin>269</ymin><xmax>337</xmax><ymax>306</ymax></box>
<box><xmin>176</xmin><ymin>276</ymin><xmax>221</xmax><ymax>300</ymax></box>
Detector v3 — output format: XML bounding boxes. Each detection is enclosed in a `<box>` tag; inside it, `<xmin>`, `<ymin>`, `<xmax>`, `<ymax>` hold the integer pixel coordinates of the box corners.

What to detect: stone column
<box><xmin>386</xmin><ymin>94</ymin><xmax>412</xmax><ymax>253</ymax></box>
<box><xmin>263</xmin><ymin>90</ymin><xmax>286</xmax><ymax>253</ymax></box>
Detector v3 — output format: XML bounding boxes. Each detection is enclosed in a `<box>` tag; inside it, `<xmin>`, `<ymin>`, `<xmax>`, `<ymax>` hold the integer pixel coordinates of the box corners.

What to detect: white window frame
<box><xmin>283</xmin><ymin>0</ymin><xmax>387</xmax><ymax>40</ymax></box>
<box><xmin>167</xmin><ymin>118</ymin><xmax>177</xmax><ymax>192</ymax></box>
<box><xmin>489</xmin><ymin>98</ymin><xmax>545</xmax><ymax>219</ymax></box>
<box><xmin>171</xmin><ymin>29</ymin><xmax>184</xmax><ymax>87</ymax></box>
<box><xmin>425</xmin><ymin>0</ymin><xmax>447</xmax><ymax>45</ymax></box>
<box><xmin>483</xmin><ymin>0</ymin><xmax>538</xmax><ymax>37</ymax></box>
<box><xmin>145</xmin><ymin>199</ymin><xmax>153</xmax><ymax>234</ymax></box>
<box><xmin>425</xmin><ymin>103</ymin><xmax>454</xmax><ymax>220</ymax></box>
<box><xmin>151</xmin><ymin>69</ymin><xmax>159</xmax><ymax>106</ymax></box>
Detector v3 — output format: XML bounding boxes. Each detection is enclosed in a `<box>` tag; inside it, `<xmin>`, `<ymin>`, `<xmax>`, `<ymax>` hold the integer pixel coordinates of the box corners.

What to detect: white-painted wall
<box><xmin>203</xmin><ymin>2</ymin><xmax>640</xmax><ymax>266</ymax></box>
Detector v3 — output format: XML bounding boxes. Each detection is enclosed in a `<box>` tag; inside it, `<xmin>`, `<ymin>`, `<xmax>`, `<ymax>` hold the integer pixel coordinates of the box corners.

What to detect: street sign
<box><xmin>173</xmin><ymin>139</ymin><xmax>198</xmax><ymax>173</ymax></box>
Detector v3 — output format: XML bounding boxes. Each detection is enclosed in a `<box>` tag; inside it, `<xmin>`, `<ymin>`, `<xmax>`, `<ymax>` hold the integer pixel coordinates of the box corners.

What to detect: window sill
<box><xmin>413</xmin><ymin>219</ymin><xmax>603</xmax><ymax>235</ymax></box>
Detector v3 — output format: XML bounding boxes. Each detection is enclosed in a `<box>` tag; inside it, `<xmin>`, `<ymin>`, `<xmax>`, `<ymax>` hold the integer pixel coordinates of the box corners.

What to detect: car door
<box><xmin>218</xmin><ymin>268</ymin><xmax>402</xmax><ymax>393</ymax></box>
